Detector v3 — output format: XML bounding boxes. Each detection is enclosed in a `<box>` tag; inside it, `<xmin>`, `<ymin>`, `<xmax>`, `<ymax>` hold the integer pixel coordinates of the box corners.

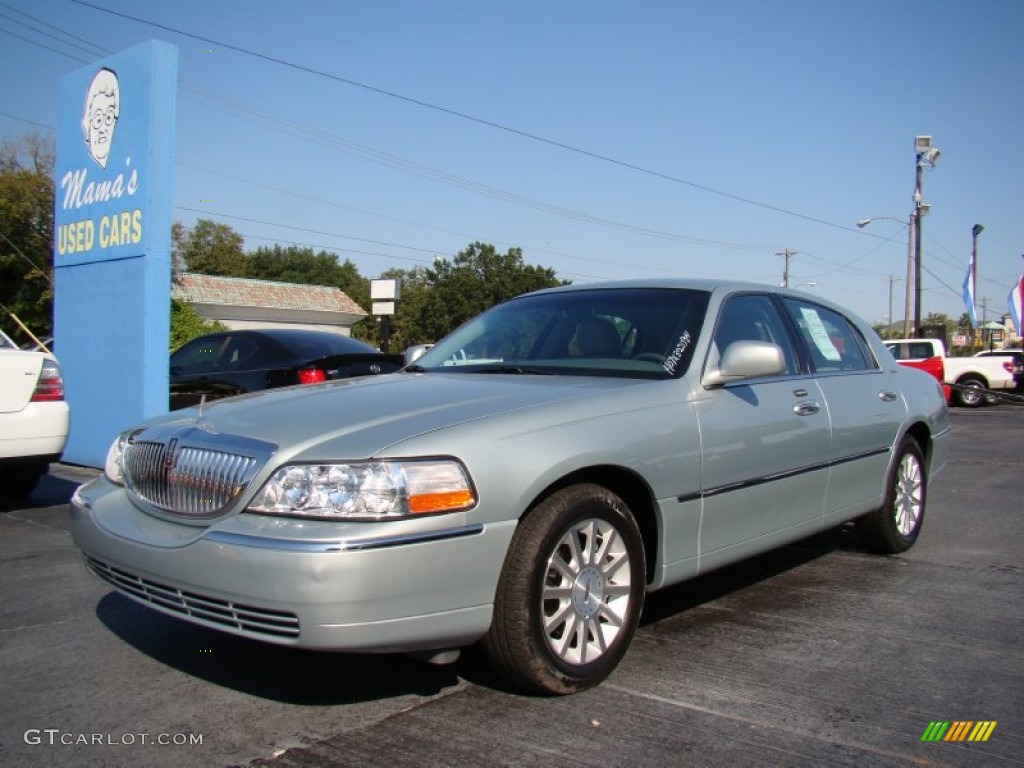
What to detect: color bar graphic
<box><xmin>921</xmin><ymin>721</ymin><xmax>997</xmax><ymax>742</ymax></box>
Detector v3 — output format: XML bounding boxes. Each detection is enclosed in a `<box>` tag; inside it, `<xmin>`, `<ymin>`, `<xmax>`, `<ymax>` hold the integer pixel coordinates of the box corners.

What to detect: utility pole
<box><xmin>887</xmin><ymin>275</ymin><xmax>901</xmax><ymax>338</ymax></box>
<box><xmin>913</xmin><ymin>135</ymin><xmax>940</xmax><ymax>337</ymax></box>
<box><xmin>903</xmin><ymin>211</ymin><xmax>914</xmax><ymax>337</ymax></box>
<box><xmin>776</xmin><ymin>249</ymin><xmax>797</xmax><ymax>288</ymax></box>
<box><xmin>913</xmin><ymin>163</ymin><xmax>924</xmax><ymax>336</ymax></box>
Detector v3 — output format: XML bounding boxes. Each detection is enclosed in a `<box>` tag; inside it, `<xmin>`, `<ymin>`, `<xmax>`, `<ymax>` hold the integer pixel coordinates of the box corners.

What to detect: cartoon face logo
<box><xmin>81</xmin><ymin>67</ymin><xmax>120</xmax><ymax>169</ymax></box>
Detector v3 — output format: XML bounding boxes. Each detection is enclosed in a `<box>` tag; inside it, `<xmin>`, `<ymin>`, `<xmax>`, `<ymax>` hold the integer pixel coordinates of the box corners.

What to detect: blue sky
<box><xmin>2</xmin><ymin>0</ymin><xmax>1023</xmax><ymax>328</ymax></box>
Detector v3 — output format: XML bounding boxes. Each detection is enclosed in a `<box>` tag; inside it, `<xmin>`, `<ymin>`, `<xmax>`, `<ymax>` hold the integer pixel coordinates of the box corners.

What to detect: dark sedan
<box><xmin>170</xmin><ymin>328</ymin><xmax>403</xmax><ymax>411</ymax></box>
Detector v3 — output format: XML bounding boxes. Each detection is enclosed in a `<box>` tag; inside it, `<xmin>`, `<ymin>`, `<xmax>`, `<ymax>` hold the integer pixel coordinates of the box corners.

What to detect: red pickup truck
<box><xmin>897</xmin><ymin>355</ymin><xmax>951</xmax><ymax>401</ymax></box>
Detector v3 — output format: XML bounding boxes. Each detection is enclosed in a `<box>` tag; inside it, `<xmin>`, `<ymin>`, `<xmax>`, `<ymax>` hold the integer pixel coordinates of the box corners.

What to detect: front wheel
<box><xmin>482</xmin><ymin>484</ymin><xmax>646</xmax><ymax>694</ymax></box>
<box><xmin>856</xmin><ymin>438</ymin><xmax>927</xmax><ymax>554</ymax></box>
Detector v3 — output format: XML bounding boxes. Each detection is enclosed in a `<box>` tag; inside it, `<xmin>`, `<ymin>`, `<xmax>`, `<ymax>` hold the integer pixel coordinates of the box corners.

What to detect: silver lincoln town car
<box><xmin>71</xmin><ymin>280</ymin><xmax>950</xmax><ymax>694</ymax></box>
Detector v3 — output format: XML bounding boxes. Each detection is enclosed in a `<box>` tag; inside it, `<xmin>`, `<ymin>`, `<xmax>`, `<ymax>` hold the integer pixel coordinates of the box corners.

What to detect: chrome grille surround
<box><xmin>85</xmin><ymin>555</ymin><xmax>300</xmax><ymax>639</ymax></box>
<box><xmin>122</xmin><ymin>425</ymin><xmax>276</xmax><ymax>519</ymax></box>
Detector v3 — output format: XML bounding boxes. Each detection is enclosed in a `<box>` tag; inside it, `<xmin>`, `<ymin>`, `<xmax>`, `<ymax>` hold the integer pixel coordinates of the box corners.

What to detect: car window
<box><xmin>886</xmin><ymin>342</ymin><xmax>933</xmax><ymax>360</ymax></box>
<box><xmin>712</xmin><ymin>294</ymin><xmax>800</xmax><ymax>376</ymax></box>
<box><xmin>415</xmin><ymin>288</ymin><xmax>710</xmax><ymax>379</ymax></box>
<box><xmin>171</xmin><ymin>336</ymin><xmax>229</xmax><ymax>373</ymax></box>
<box><xmin>783</xmin><ymin>299</ymin><xmax>876</xmax><ymax>372</ymax></box>
<box><xmin>221</xmin><ymin>336</ymin><xmax>261</xmax><ymax>370</ymax></box>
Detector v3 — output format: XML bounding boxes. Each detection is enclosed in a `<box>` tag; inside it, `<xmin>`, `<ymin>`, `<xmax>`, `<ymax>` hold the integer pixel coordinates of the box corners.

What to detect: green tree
<box><xmin>169</xmin><ymin>297</ymin><xmax>226</xmax><ymax>351</ymax></box>
<box><xmin>0</xmin><ymin>133</ymin><xmax>55</xmax><ymax>340</ymax></box>
<box><xmin>245</xmin><ymin>244</ymin><xmax>369</xmax><ymax>305</ymax></box>
<box><xmin>247</xmin><ymin>244</ymin><xmax>338</xmax><ymax>283</ymax></box>
<box><xmin>416</xmin><ymin>242</ymin><xmax>565</xmax><ymax>342</ymax></box>
<box><xmin>923</xmin><ymin>312</ymin><xmax>953</xmax><ymax>331</ymax></box>
<box><xmin>172</xmin><ymin>218</ymin><xmax>246</xmax><ymax>275</ymax></box>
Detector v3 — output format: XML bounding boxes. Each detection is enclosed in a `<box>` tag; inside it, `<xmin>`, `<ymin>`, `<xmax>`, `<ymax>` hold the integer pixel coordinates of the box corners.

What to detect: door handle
<box><xmin>878</xmin><ymin>390</ymin><xmax>898</xmax><ymax>402</ymax></box>
<box><xmin>793</xmin><ymin>400</ymin><xmax>821</xmax><ymax>416</ymax></box>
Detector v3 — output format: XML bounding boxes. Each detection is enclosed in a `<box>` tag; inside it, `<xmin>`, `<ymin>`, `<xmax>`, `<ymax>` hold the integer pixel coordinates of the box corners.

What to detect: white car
<box><xmin>0</xmin><ymin>329</ymin><xmax>69</xmax><ymax>496</ymax></box>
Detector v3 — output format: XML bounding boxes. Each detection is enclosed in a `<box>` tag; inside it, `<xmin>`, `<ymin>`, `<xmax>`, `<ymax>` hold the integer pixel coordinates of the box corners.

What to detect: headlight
<box><xmin>104</xmin><ymin>431</ymin><xmax>130</xmax><ymax>484</ymax></box>
<box><xmin>246</xmin><ymin>459</ymin><xmax>476</xmax><ymax>520</ymax></box>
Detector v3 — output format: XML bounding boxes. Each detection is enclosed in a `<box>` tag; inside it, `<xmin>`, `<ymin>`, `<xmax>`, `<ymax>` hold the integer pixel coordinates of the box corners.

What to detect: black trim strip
<box><xmin>676</xmin><ymin>446</ymin><xmax>891</xmax><ymax>503</ymax></box>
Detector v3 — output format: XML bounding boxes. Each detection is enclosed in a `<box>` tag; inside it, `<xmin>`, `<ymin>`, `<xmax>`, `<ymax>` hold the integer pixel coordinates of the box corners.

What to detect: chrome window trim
<box><xmin>202</xmin><ymin>523</ymin><xmax>485</xmax><ymax>552</ymax></box>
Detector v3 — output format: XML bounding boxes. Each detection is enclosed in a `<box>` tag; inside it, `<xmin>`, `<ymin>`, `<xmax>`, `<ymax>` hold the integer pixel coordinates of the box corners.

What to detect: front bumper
<box><xmin>70</xmin><ymin>476</ymin><xmax>516</xmax><ymax>653</ymax></box>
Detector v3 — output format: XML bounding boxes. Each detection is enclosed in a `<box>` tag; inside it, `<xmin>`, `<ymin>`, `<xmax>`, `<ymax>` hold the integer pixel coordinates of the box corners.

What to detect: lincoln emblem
<box><xmin>163</xmin><ymin>437</ymin><xmax>178</xmax><ymax>474</ymax></box>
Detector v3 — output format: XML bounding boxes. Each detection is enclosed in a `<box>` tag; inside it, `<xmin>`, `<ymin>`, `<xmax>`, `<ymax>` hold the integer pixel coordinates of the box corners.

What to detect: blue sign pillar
<box><xmin>53</xmin><ymin>41</ymin><xmax>178</xmax><ymax>467</ymax></box>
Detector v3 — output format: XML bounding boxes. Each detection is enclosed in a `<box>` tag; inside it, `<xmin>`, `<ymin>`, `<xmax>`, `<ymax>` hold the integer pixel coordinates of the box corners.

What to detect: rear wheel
<box><xmin>483</xmin><ymin>484</ymin><xmax>646</xmax><ymax>694</ymax></box>
<box><xmin>0</xmin><ymin>464</ymin><xmax>46</xmax><ymax>498</ymax></box>
<box><xmin>856</xmin><ymin>438</ymin><xmax>926</xmax><ymax>554</ymax></box>
<box><xmin>955</xmin><ymin>376</ymin><xmax>987</xmax><ymax>407</ymax></box>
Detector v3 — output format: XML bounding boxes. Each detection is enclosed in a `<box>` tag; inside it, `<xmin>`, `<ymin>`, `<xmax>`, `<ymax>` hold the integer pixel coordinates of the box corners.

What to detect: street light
<box><xmin>857</xmin><ymin>215</ymin><xmax>914</xmax><ymax>336</ymax></box>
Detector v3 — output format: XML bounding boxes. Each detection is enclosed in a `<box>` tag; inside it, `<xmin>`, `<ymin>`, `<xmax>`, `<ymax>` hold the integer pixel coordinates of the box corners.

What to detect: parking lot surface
<box><xmin>1</xmin><ymin>407</ymin><xmax>1021</xmax><ymax>767</ymax></box>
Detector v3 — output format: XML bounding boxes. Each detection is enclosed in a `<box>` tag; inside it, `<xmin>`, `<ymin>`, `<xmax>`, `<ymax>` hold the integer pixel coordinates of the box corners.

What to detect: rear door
<box><xmin>782</xmin><ymin>298</ymin><xmax>905</xmax><ymax>517</ymax></box>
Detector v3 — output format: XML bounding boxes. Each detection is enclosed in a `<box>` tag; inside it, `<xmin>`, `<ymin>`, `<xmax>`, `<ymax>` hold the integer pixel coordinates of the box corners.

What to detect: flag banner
<box><xmin>1008</xmin><ymin>273</ymin><xmax>1024</xmax><ymax>335</ymax></box>
<box><xmin>962</xmin><ymin>255</ymin><xmax>977</xmax><ymax>327</ymax></box>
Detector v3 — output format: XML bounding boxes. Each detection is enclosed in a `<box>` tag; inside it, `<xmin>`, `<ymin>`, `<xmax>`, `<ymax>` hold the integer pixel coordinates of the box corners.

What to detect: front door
<box><xmin>695</xmin><ymin>293</ymin><xmax>832</xmax><ymax>568</ymax></box>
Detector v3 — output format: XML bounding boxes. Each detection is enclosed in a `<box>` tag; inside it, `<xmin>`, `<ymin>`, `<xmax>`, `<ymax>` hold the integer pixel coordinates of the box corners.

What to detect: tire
<box><xmin>482</xmin><ymin>483</ymin><xmax>646</xmax><ymax>695</ymax></box>
<box><xmin>856</xmin><ymin>438</ymin><xmax>927</xmax><ymax>554</ymax></box>
<box><xmin>954</xmin><ymin>377</ymin><xmax>987</xmax><ymax>408</ymax></box>
<box><xmin>0</xmin><ymin>465</ymin><xmax>46</xmax><ymax>498</ymax></box>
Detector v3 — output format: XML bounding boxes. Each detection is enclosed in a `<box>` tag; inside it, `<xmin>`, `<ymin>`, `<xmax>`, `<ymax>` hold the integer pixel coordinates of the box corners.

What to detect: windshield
<box><xmin>414</xmin><ymin>287</ymin><xmax>709</xmax><ymax>379</ymax></box>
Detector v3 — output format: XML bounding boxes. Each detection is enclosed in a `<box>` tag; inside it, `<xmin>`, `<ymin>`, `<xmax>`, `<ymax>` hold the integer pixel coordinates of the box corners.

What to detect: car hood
<box><xmin>146</xmin><ymin>371</ymin><xmax>653</xmax><ymax>461</ymax></box>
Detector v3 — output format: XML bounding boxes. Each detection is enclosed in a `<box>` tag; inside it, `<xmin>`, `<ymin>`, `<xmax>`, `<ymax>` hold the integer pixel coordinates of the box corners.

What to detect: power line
<box><xmin>0</xmin><ymin>228</ymin><xmax>52</xmax><ymax>281</ymax></box>
<box><xmin>1</xmin><ymin>6</ymin><xmax>910</xmax><ymax>267</ymax></box>
<box><xmin>0</xmin><ymin>24</ymin><xmax>91</xmax><ymax>63</ymax></box>
<box><xmin>0</xmin><ymin>110</ymin><xmax>53</xmax><ymax>131</ymax></box>
<box><xmin>5</xmin><ymin>6</ymin><xmax>993</xmax><ymax>298</ymax></box>
<box><xmin>0</xmin><ymin>1</ymin><xmax>111</xmax><ymax>56</ymax></box>
<box><xmin>72</xmin><ymin>0</ymin><xmax>867</xmax><ymax>235</ymax></box>
<box><xmin>0</xmin><ymin>8</ymin><xmax>108</xmax><ymax>59</ymax></box>
<box><xmin>174</xmin><ymin>205</ymin><xmax>692</xmax><ymax>280</ymax></box>
<box><xmin>176</xmin><ymin>86</ymin><xmax>779</xmax><ymax>253</ymax></box>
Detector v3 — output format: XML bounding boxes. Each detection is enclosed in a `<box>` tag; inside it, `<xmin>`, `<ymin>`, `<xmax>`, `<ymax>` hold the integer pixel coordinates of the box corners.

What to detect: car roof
<box><xmin>175</xmin><ymin>328</ymin><xmax>380</xmax><ymax>354</ymax></box>
<box><xmin>519</xmin><ymin>279</ymin><xmax>859</xmax><ymax>320</ymax></box>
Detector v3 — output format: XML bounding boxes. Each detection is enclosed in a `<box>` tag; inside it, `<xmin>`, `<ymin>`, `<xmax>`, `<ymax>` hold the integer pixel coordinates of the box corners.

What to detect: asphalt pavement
<box><xmin>1</xmin><ymin>407</ymin><xmax>1021</xmax><ymax>767</ymax></box>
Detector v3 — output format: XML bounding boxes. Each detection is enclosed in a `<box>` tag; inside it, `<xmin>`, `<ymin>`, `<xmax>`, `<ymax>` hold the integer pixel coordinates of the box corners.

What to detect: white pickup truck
<box><xmin>885</xmin><ymin>337</ymin><xmax>1021</xmax><ymax>407</ymax></box>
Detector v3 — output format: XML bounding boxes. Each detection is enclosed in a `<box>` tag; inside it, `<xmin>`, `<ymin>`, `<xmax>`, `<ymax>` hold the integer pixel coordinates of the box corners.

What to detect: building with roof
<box><xmin>171</xmin><ymin>273</ymin><xmax>368</xmax><ymax>335</ymax></box>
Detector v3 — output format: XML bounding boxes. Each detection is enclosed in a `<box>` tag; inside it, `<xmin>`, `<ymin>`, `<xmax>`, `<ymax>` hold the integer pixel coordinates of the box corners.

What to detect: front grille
<box><xmin>126</xmin><ymin>441</ymin><xmax>257</xmax><ymax>515</ymax></box>
<box><xmin>85</xmin><ymin>556</ymin><xmax>300</xmax><ymax>639</ymax></box>
<box><xmin>121</xmin><ymin>426</ymin><xmax>275</xmax><ymax>518</ymax></box>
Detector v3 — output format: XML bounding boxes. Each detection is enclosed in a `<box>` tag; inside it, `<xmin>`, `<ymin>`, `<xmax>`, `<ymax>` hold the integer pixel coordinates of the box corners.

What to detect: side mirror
<box><xmin>702</xmin><ymin>341</ymin><xmax>786</xmax><ymax>389</ymax></box>
<box><xmin>404</xmin><ymin>344</ymin><xmax>434</xmax><ymax>366</ymax></box>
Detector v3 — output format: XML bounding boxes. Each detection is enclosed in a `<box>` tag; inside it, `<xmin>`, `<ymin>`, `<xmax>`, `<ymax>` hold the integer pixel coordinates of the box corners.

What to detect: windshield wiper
<box><xmin>473</xmin><ymin>365</ymin><xmax>554</xmax><ymax>375</ymax></box>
